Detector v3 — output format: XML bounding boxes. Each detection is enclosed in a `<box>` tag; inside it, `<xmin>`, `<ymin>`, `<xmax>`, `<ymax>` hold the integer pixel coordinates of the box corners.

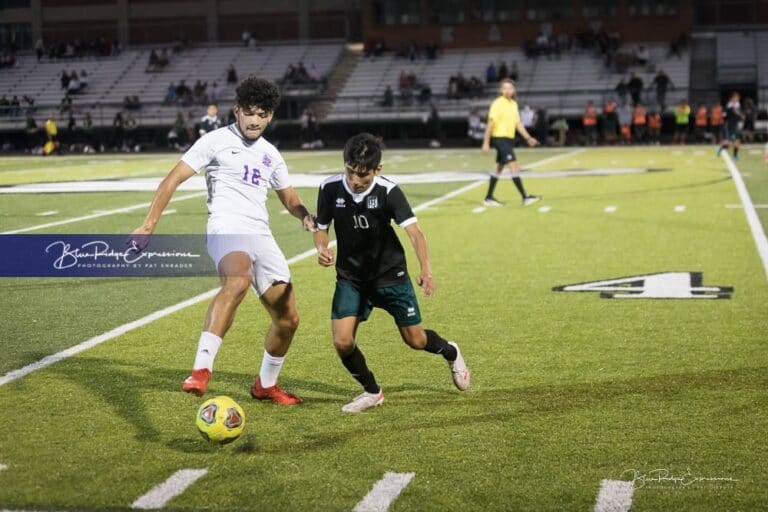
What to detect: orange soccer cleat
<box><xmin>182</xmin><ymin>369</ymin><xmax>211</xmax><ymax>396</ymax></box>
<box><xmin>250</xmin><ymin>377</ymin><xmax>303</xmax><ymax>405</ymax></box>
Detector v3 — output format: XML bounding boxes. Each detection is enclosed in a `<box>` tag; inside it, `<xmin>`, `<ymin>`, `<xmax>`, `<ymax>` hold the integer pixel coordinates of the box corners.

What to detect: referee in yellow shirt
<box><xmin>481</xmin><ymin>79</ymin><xmax>541</xmax><ymax>206</ymax></box>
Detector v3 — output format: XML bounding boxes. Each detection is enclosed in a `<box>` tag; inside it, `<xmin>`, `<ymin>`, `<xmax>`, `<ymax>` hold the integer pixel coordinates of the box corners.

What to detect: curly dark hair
<box><xmin>343</xmin><ymin>133</ymin><xmax>382</xmax><ymax>171</ymax></box>
<box><xmin>235</xmin><ymin>76</ymin><xmax>280</xmax><ymax>112</ymax></box>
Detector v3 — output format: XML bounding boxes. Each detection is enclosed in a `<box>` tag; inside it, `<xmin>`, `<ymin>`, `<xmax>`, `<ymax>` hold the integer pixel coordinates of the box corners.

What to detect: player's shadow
<box><xmin>228</xmin><ymin>364</ymin><xmax>767</xmax><ymax>455</ymax></box>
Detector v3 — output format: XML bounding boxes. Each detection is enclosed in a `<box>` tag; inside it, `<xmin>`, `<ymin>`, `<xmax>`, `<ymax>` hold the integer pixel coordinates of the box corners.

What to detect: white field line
<box><xmin>721</xmin><ymin>151</ymin><xmax>768</xmax><ymax>279</ymax></box>
<box><xmin>35</xmin><ymin>210</ymin><xmax>58</xmax><ymax>217</ymax></box>
<box><xmin>131</xmin><ymin>468</ymin><xmax>207</xmax><ymax>510</ymax></box>
<box><xmin>353</xmin><ymin>472</ymin><xmax>415</xmax><ymax>512</ymax></box>
<box><xmin>0</xmin><ymin>149</ymin><xmax>583</xmax><ymax>388</ymax></box>
<box><xmin>725</xmin><ymin>204</ymin><xmax>768</xmax><ymax>209</ymax></box>
<box><xmin>538</xmin><ymin>205</ymin><xmax>552</xmax><ymax>213</ymax></box>
<box><xmin>1</xmin><ymin>192</ymin><xmax>206</xmax><ymax>235</ymax></box>
<box><xmin>674</xmin><ymin>205</ymin><xmax>686</xmax><ymax>212</ymax></box>
<box><xmin>594</xmin><ymin>479</ymin><xmax>634</xmax><ymax>512</ymax></box>
<box><xmin>0</xmin><ymin>463</ymin><xmax>6</xmax><ymax>471</ymax></box>
<box><xmin>604</xmin><ymin>205</ymin><xmax>617</xmax><ymax>213</ymax></box>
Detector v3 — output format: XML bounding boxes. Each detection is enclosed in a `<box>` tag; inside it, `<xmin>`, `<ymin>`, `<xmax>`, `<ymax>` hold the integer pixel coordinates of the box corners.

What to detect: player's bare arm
<box><xmin>129</xmin><ymin>160</ymin><xmax>196</xmax><ymax>247</ymax></box>
<box><xmin>313</xmin><ymin>228</ymin><xmax>334</xmax><ymax>266</ymax></box>
<box><xmin>275</xmin><ymin>186</ymin><xmax>317</xmax><ymax>232</ymax></box>
<box><xmin>516</xmin><ymin>121</ymin><xmax>539</xmax><ymax>146</ymax></box>
<box><xmin>404</xmin><ymin>222</ymin><xmax>434</xmax><ymax>297</ymax></box>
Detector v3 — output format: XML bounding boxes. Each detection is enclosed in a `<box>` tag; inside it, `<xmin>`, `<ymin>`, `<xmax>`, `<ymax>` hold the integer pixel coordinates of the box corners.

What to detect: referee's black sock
<box><xmin>424</xmin><ymin>329</ymin><xmax>457</xmax><ymax>362</ymax></box>
<box><xmin>340</xmin><ymin>345</ymin><xmax>380</xmax><ymax>394</ymax></box>
<box><xmin>733</xmin><ymin>146</ymin><xmax>739</xmax><ymax>158</ymax></box>
<box><xmin>486</xmin><ymin>175</ymin><xmax>499</xmax><ymax>199</ymax></box>
<box><xmin>512</xmin><ymin>176</ymin><xmax>527</xmax><ymax>198</ymax></box>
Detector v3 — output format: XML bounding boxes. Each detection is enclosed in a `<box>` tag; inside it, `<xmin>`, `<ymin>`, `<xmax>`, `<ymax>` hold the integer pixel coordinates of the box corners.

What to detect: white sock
<box><xmin>192</xmin><ymin>331</ymin><xmax>222</xmax><ymax>371</ymax></box>
<box><xmin>259</xmin><ymin>351</ymin><xmax>285</xmax><ymax>388</ymax></box>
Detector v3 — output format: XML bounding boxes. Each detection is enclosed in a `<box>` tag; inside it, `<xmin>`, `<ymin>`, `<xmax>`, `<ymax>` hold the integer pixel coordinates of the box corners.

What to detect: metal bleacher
<box><xmin>327</xmin><ymin>44</ymin><xmax>690</xmax><ymax>122</ymax></box>
<box><xmin>0</xmin><ymin>41</ymin><xmax>344</xmax><ymax>129</ymax></box>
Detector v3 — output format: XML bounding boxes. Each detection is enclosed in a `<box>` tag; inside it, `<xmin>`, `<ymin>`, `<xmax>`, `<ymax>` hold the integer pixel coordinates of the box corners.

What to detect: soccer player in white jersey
<box><xmin>130</xmin><ymin>76</ymin><xmax>316</xmax><ymax>405</ymax></box>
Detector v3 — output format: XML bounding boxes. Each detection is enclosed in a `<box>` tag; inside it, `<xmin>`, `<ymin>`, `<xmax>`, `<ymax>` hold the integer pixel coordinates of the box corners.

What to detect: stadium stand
<box><xmin>0</xmin><ymin>42</ymin><xmax>344</xmax><ymax>129</ymax></box>
<box><xmin>326</xmin><ymin>44</ymin><xmax>689</xmax><ymax>122</ymax></box>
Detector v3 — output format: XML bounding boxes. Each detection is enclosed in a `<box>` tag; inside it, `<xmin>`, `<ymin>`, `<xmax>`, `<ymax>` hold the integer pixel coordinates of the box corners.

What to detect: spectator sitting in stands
<box><xmin>164</xmin><ymin>82</ymin><xmax>176</xmax><ymax>104</ymax></box>
<box><xmin>295</xmin><ymin>62</ymin><xmax>310</xmax><ymax>82</ymax></box>
<box><xmin>0</xmin><ymin>96</ymin><xmax>9</xmax><ymax>116</ymax></box>
<box><xmin>198</xmin><ymin>103</ymin><xmax>221</xmax><ymax>137</ymax></box>
<box><xmin>486</xmin><ymin>62</ymin><xmax>497</xmax><ymax>84</ymax></box>
<box><xmin>628</xmin><ymin>72</ymin><xmax>643</xmax><ymax>106</ymax></box>
<box><xmin>226</xmin><ymin>65</ymin><xmax>238</xmax><ymax>85</ymax></box>
<box><xmin>61</xmin><ymin>70</ymin><xmax>71</xmax><ymax>90</ymax></box>
<box><xmin>615</xmin><ymin>78</ymin><xmax>628</xmax><ymax>104</ymax></box>
<box><xmin>498</xmin><ymin>61</ymin><xmax>508</xmax><ymax>80</ymax></box>
<box><xmin>193</xmin><ymin>80</ymin><xmax>208</xmax><ymax>104</ymax></box>
<box><xmin>59</xmin><ymin>95</ymin><xmax>73</xmax><ymax>115</ymax></box>
<box><xmin>210</xmin><ymin>81</ymin><xmax>222</xmax><ymax>102</ymax></box>
<box><xmin>381</xmin><ymin>85</ymin><xmax>394</xmax><ymax>107</ymax></box>
<box><xmin>123</xmin><ymin>95</ymin><xmax>141</xmax><ymax>110</ymax></box>
<box><xmin>147</xmin><ymin>49</ymin><xmax>159</xmax><ymax>71</ymax></box>
<box><xmin>425</xmin><ymin>42</ymin><xmax>438</xmax><ymax>60</ymax></box>
<box><xmin>67</xmin><ymin>73</ymin><xmax>82</xmax><ymax>94</ymax></box>
<box><xmin>7</xmin><ymin>96</ymin><xmax>20</xmax><ymax>117</ymax></box>
<box><xmin>418</xmin><ymin>84</ymin><xmax>432</xmax><ymax>105</ymax></box>
<box><xmin>175</xmin><ymin>80</ymin><xmax>192</xmax><ymax>105</ymax></box>
<box><xmin>79</xmin><ymin>70</ymin><xmax>89</xmax><ymax>89</ymax></box>
<box><xmin>0</xmin><ymin>52</ymin><xmax>16</xmax><ymax>68</ymax></box>
<box><xmin>509</xmin><ymin>61</ymin><xmax>519</xmax><ymax>82</ymax></box>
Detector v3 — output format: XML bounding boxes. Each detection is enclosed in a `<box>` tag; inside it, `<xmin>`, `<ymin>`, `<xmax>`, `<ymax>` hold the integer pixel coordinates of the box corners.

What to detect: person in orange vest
<box><xmin>710</xmin><ymin>102</ymin><xmax>724</xmax><ymax>144</ymax></box>
<box><xmin>583</xmin><ymin>100</ymin><xmax>598</xmax><ymax>145</ymax></box>
<box><xmin>694</xmin><ymin>103</ymin><xmax>708</xmax><ymax>143</ymax></box>
<box><xmin>673</xmin><ymin>99</ymin><xmax>691</xmax><ymax>145</ymax></box>
<box><xmin>632</xmin><ymin>102</ymin><xmax>647</xmax><ymax>143</ymax></box>
<box><xmin>618</xmin><ymin>102</ymin><xmax>632</xmax><ymax>144</ymax></box>
<box><xmin>647</xmin><ymin>111</ymin><xmax>662</xmax><ymax>145</ymax></box>
<box><xmin>603</xmin><ymin>99</ymin><xmax>618</xmax><ymax>144</ymax></box>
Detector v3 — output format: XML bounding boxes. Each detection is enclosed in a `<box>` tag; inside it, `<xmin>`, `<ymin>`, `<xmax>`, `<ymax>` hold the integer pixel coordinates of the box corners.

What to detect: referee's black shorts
<box><xmin>490</xmin><ymin>137</ymin><xmax>517</xmax><ymax>164</ymax></box>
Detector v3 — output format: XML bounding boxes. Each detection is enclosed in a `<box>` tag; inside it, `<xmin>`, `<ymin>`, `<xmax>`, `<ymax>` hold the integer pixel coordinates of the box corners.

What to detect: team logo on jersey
<box><xmin>336</xmin><ymin>198</ymin><xmax>346</xmax><ymax>208</ymax></box>
<box><xmin>262</xmin><ymin>154</ymin><xmax>272</xmax><ymax>167</ymax></box>
<box><xmin>553</xmin><ymin>272</ymin><xmax>733</xmax><ymax>300</ymax></box>
<box><xmin>367</xmin><ymin>196</ymin><xmax>379</xmax><ymax>209</ymax></box>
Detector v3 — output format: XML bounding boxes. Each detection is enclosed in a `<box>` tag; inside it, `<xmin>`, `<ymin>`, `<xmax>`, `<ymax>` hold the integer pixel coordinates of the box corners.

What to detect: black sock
<box><xmin>340</xmin><ymin>345</ymin><xmax>380</xmax><ymax>394</ymax></box>
<box><xmin>512</xmin><ymin>176</ymin><xmax>527</xmax><ymax>198</ymax></box>
<box><xmin>734</xmin><ymin>146</ymin><xmax>739</xmax><ymax>157</ymax></box>
<box><xmin>424</xmin><ymin>329</ymin><xmax>457</xmax><ymax>362</ymax></box>
<box><xmin>486</xmin><ymin>176</ymin><xmax>498</xmax><ymax>199</ymax></box>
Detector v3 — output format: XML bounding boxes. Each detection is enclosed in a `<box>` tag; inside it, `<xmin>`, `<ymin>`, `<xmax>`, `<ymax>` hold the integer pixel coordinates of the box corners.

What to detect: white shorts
<box><xmin>206</xmin><ymin>217</ymin><xmax>291</xmax><ymax>296</ymax></box>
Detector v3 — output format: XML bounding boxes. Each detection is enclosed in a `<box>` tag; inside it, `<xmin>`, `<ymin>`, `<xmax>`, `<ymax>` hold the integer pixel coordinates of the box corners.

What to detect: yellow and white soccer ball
<box><xmin>196</xmin><ymin>396</ymin><xmax>245</xmax><ymax>445</ymax></box>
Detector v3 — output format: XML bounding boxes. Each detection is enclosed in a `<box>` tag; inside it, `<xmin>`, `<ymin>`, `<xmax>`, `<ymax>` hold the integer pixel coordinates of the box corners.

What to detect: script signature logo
<box><xmin>621</xmin><ymin>468</ymin><xmax>738</xmax><ymax>489</ymax></box>
<box><xmin>45</xmin><ymin>240</ymin><xmax>199</xmax><ymax>270</ymax></box>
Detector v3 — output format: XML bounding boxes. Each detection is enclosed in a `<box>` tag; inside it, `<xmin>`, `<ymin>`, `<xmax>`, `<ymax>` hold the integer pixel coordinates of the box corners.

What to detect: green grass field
<box><xmin>0</xmin><ymin>145</ymin><xmax>766</xmax><ymax>511</ymax></box>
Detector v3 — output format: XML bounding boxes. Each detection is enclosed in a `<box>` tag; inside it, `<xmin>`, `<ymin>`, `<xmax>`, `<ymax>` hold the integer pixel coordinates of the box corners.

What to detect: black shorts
<box><xmin>491</xmin><ymin>137</ymin><xmax>516</xmax><ymax>164</ymax></box>
<box><xmin>331</xmin><ymin>279</ymin><xmax>422</xmax><ymax>327</ymax></box>
<box><xmin>675</xmin><ymin>123</ymin><xmax>688</xmax><ymax>134</ymax></box>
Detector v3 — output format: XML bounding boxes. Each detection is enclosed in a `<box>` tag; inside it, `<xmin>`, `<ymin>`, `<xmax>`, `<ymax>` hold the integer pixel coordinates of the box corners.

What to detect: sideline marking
<box><xmin>538</xmin><ymin>205</ymin><xmax>552</xmax><ymax>213</ymax></box>
<box><xmin>1</xmin><ymin>192</ymin><xmax>206</xmax><ymax>235</ymax></box>
<box><xmin>594</xmin><ymin>479</ymin><xmax>634</xmax><ymax>512</ymax></box>
<box><xmin>722</xmin><ymin>152</ymin><xmax>768</xmax><ymax>279</ymax></box>
<box><xmin>0</xmin><ymin>149</ymin><xmax>583</xmax><ymax>387</ymax></box>
<box><xmin>131</xmin><ymin>469</ymin><xmax>207</xmax><ymax>510</ymax></box>
<box><xmin>674</xmin><ymin>205</ymin><xmax>686</xmax><ymax>212</ymax></box>
<box><xmin>604</xmin><ymin>205</ymin><xmax>617</xmax><ymax>213</ymax></box>
<box><xmin>353</xmin><ymin>472</ymin><xmax>415</xmax><ymax>512</ymax></box>
<box><xmin>35</xmin><ymin>210</ymin><xmax>58</xmax><ymax>217</ymax></box>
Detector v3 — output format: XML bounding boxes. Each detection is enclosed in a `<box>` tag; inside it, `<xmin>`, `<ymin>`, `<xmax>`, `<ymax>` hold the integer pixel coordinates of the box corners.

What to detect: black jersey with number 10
<box><xmin>316</xmin><ymin>175</ymin><xmax>417</xmax><ymax>288</ymax></box>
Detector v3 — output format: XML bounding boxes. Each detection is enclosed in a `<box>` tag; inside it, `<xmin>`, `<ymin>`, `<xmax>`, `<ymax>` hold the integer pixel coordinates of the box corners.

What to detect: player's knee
<box><xmin>277</xmin><ymin>311</ymin><xmax>300</xmax><ymax>333</ymax></box>
<box><xmin>333</xmin><ymin>335</ymin><xmax>355</xmax><ymax>354</ymax></box>
<box><xmin>402</xmin><ymin>329</ymin><xmax>427</xmax><ymax>350</ymax></box>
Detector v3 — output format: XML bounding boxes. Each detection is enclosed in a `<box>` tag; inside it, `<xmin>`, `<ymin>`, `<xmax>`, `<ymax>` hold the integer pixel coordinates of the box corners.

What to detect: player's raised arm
<box><xmin>129</xmin><ymin>160</ymin><xmax>196</xmax><ymax>246</ymax></box>
<box><xmin>275</xmin><ymin>186</ymin><xmax>316</xmax><ymax>232</ymax></box>
<box><xmin>404</xmin><ymin>222</ymin><xmax>434</xmax><ymax>297</ymax></box>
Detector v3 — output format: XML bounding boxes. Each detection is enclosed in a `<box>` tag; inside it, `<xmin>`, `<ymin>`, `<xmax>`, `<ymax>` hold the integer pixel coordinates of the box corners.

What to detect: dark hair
<box><xmin>343</xmin><ymin>133</ymin><xmax>382</xmax><ymax>171</ymax></box>
<box><xmin>235</xmin><ymin>76</ymin><xmax>280</xmax><ymax>112</ymax></box>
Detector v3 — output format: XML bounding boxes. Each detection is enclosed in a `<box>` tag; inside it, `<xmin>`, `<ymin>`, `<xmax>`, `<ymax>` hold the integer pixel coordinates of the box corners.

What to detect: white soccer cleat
<box><xmin>448</xmin><ymin>342</ymin><xmax>470</xmax><ymax>391</ymax></box>
<box><xmin>522</xmin><ymin>195</ymin><xmax>542</xmax><ymax>207</ymax></box>
<box><xmin>341</xmin><ymin>389</ymin><xmax>384</xmax><ymax>413</ymax></box>
<box><xmin>484</xmin><ymin>198</ymin><xmax>504</xmax><ymax>207</ymax></box>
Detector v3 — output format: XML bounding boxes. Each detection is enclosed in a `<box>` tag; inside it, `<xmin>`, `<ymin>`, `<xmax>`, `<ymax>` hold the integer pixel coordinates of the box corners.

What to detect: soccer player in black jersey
<box><xmin>313</xmin><ymin>133</ymin><xmax>470</xmax><ymax>413</ymax></box>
